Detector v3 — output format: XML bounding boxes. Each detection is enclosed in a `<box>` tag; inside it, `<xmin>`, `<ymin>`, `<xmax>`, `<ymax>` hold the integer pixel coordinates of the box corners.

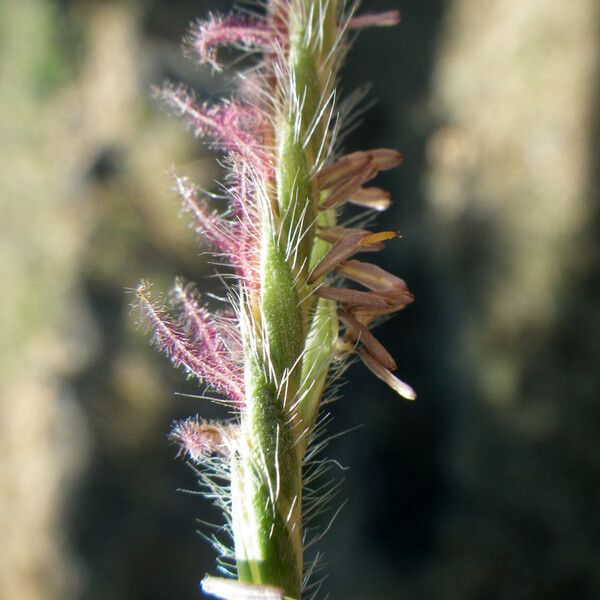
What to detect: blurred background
<box><xmin>1</xmin><ymin>0</ymin><xmax>599</xmax><ymax>598</ymax></box>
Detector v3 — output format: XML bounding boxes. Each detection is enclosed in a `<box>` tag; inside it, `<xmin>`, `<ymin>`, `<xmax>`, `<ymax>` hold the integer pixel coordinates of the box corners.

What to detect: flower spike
<box><xmin>138</xmin><ymin>1</ymin><xmax>415</xmax><ymax>596</ymax></box>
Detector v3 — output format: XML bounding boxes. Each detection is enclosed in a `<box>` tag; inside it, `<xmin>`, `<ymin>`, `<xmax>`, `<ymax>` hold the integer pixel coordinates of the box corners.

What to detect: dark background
<box><xmin>2</xmin><ymin>0</ymin><xmax>599</xmax><ymax>599</ymax></box>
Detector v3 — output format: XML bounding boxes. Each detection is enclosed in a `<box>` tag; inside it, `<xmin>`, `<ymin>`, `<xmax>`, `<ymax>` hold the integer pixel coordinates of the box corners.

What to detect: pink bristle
<box><xmin>136</xmin><ymin>283</ymin><xmax>244</xmax><ymax>404</ymax></box>
<box><xmin>189</xmin><ymin>14</ymin><xmax>276</xmax><ymax>71</ymax></box>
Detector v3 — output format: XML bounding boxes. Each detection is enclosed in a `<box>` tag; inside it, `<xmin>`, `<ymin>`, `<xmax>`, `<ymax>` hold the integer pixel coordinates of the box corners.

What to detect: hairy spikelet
<box><xmin>136</xmin><ymin>1</ymin><xmax>413</xmax><ymax>597</ymax></box>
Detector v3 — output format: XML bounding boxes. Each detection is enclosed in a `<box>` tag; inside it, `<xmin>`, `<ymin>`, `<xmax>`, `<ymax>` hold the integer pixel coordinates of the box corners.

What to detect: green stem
<box><xmin>232</xmin><ymin>1</ymin><xmax>340</xmax><ymax>596</ymax></box>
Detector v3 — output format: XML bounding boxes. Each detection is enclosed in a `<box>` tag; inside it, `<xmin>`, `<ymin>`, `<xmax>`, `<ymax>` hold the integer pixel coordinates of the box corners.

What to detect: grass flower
<box><xmin>136</xmin><ymin>1</ymin><xmax>413</xmax><ymax>597</ymax></box>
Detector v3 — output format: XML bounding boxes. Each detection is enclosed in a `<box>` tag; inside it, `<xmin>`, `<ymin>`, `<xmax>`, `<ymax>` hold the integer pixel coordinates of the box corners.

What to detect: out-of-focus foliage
<box><xmin>426</xmin><ymin>2</ymin><xmax>600</xmax><ymax>599</ymax></box>
<box><xmin>1</xmin><ymin>2</ymin><xmax>220</xmax><ymax>599</ymax></box>
<box><xmin>1</xmin><ymin>0</ymin><xmax>599</xmax><ymax>599</ymax></box>
<box><xmin>0</xmin><ymin>3</ymin><xmax>90</xmax><ymax>599</ymax></box>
